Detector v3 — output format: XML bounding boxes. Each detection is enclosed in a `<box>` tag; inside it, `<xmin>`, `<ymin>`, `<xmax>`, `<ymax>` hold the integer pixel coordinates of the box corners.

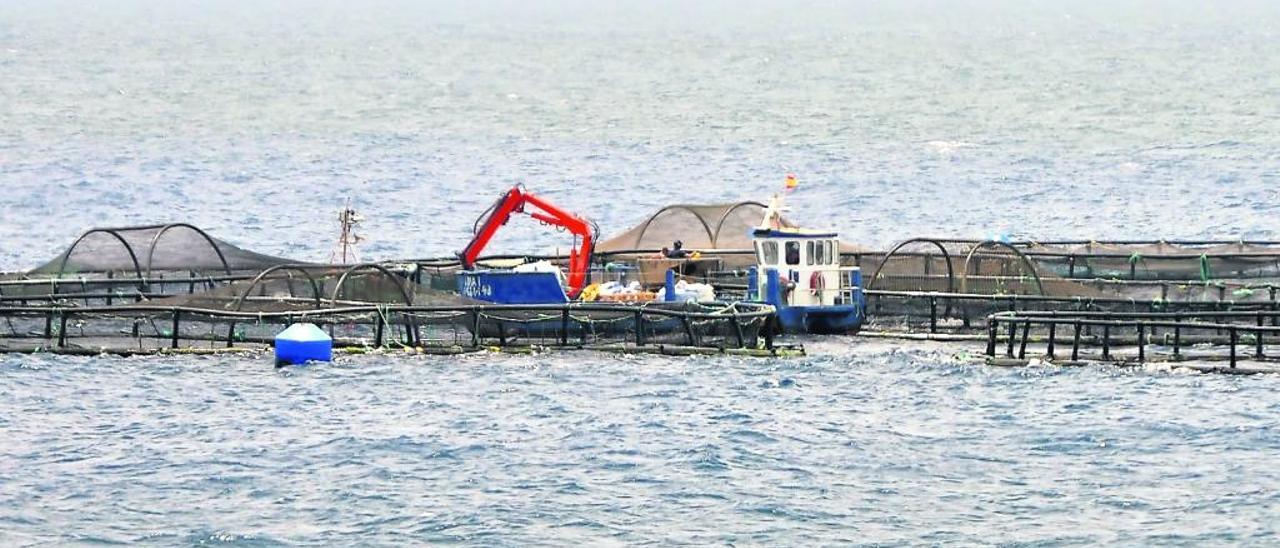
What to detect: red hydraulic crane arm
<box><xmin>459</xmin><ymin>186</ymin><xmax>596</xmax><ymax>298</ymax></box>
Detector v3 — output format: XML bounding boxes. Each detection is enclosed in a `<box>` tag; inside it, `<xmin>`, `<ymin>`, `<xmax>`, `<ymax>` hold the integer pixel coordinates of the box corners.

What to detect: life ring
<box><xmin>809</xmin><ymin>271</ymin><xmax>825</xmax><ymax>296</ymax></box>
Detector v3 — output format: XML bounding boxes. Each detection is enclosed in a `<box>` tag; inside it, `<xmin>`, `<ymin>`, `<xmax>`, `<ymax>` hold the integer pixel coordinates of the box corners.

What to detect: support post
<box><xmin>471</xmin><ymin>309</ymin><xmax>481</xmax><ymax>348</ymax></box>
<box><xmin>1230</xmin><ymin>328</ymin><xmax>1238</xmax><ymax>368</ymax></box>
<box><xmin>57</xmin><ymin>311</ymin><xmax>68</xmax><ymax>348</ymax></box>
<box><xmin>985</xmin><ymin>318</ymin><xmax>997</xmax><ymax>357</ymax></box>
<box><xmin>171</xmin><ymin>310</ymin><xmax>181</xmax><ymax>349</ymax></box>
<box><xmin>1072</xmin><ymin>320</ymin><xmax>1081</xmax><ymax>361</ymax></box>
<box><xmin>1137</xmin><ymin>322</ymin><xmax>1146</xmax><ymax>362</ymax></box>
<box><xmin>929</xmin><ymin>296</ymin><xmax>938</xmax><ymax>334</ymax></box>
<box><xmin>1102</xmin><ymin>324</ymin><xmax>1111</xmax><ymax>361</ymax></box>
<box><xmin>1173</xmin><ymin>320</ymin><xmax>1181</xmax><ymax>357</ymax></box>
<box><xmin>634</xmin><ymin>309</ymin><xmax>645</xmax><ymax>346</ymax></box>
<box><xmin>763</xmin><ymin>316</ymin><xmax>775</xmax><ymax>351</ymax></box>
<box><xmin>1257</xmin><ymin>312</ymin><xmax>1265</xmax><ymax>359</ymax></box>
<box><xmin>1271</xmin><ymin>286</ymin><xmax>1278</xmax><ymax>327</ymax></box>
<box><xmin>1005</xmin><ymin>320</ymin><xmax>1017</xmax><ymax>358</ymax></box>
<box><xmin>1046</xmin><ymin>322</ymin><xmax>1056</xmax><ymax>359</ymax></box>
<box><xmin>560</xmin><ymin>308</ymin><xmax>570</xmax><ymax>346</ymax></box>
<box><xmin>1018</xmin><ymin>320</ymin><xmax>1030</xmax><ymax>359</ymax></box>
<box><xmin>681</xmin><ymin>315</ymin><xmax>695</xmax><ymax>346</ymax></box>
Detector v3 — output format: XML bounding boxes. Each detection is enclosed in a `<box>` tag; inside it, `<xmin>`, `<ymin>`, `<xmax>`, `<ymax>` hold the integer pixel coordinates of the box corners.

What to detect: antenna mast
<box><xmin>330</xmin><ymin>198</ymin><xmax>364</xmax><ymax>264</ymax></box>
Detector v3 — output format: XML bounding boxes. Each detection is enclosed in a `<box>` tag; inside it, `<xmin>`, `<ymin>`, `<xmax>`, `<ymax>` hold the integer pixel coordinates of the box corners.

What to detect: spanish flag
<box><xmin>784</xmin><ymin>173</ymin><xmax>798</xmax><ymax>192</ymax></box>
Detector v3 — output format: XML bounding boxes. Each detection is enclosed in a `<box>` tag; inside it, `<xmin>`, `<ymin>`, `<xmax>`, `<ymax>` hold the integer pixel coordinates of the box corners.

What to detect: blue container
<box><xmin>274</xmin><ymin>323</ymin><xmax>333</xmax><ymax>366</ymax></box>
<box><xmin>457</xmin><ymin>270</ymin><xmax>569</xmax><ymax>304</ymax></box>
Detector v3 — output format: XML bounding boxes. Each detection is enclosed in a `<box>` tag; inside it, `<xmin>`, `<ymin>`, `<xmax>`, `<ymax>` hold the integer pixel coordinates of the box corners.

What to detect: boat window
<box><xmin>761</xmin><ymin>241</ymin><xmax>778</xmax><ymax>264</ymax></box>
<box><xmin>785</xmin><ymin>241</ymin><xmax>800</xmax><ymax>265</ymax></box>
<box><xmin>814</xmin><ymin>240</ymin><xmax>825</xmax><ymax>265</ymax></box>
<box><xmin>806</xmin><ymin>241</ymin><xmax>815</xmax><ymax>265</ymax></box>
<box><xmin>826</xmin><ymin>241</ymin><xmax>835</xmax><ymax>264</ymax></box>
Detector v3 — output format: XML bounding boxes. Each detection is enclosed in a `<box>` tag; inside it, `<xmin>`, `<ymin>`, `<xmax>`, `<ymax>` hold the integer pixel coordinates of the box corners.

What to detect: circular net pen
<box><xmin>1</xmin><ymin>223</ymin><xmax>313</xmax><ymax>304</ymax></box>
<box><xmin>852</xmin><ymin>239</ymin><xmax>1280</xmax><ymax>337</ymax></box>
<box><xmin>0</xmin><ymin>301</ymin><xmax>778</xmax><ymax>357</ymax></box>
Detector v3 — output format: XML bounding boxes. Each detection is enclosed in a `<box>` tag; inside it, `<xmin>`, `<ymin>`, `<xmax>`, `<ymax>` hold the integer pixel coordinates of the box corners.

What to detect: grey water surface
<box><xmin>1</xmin><ymin>0</ymin><xmax>1278</xmax><ymax>544</ymax></box>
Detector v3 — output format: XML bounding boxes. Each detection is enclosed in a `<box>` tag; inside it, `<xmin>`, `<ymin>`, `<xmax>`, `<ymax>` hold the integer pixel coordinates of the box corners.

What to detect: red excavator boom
<box><xmin>459</xmin><ymin>185</ymin><xmax>595</xmax><ymax>298</ymax></box>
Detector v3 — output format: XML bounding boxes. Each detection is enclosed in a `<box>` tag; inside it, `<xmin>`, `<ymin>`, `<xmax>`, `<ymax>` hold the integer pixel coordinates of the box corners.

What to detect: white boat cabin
<box><xmin>754</xmin><ymin>231</ymin><xmax>848</xmax><ymax>306</ymax></box>
<box><xmin>752</xmin><ymin>193</ymin><xmax>859</xmax><ymax>307</ymax></box>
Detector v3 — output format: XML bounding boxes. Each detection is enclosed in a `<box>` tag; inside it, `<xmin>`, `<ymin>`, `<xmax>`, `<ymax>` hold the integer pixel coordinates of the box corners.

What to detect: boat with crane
<box><xmin>457</xmin><ymin>185</ymin><xmax>598</xmax><ymax>304</ymax></box>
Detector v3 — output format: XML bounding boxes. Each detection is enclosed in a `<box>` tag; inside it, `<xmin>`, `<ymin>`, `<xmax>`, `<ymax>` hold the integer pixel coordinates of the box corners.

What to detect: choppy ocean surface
<box><xmin>1</xmin><ymin>0</ymin><xmax>1279</xmax><ymax>544</ymax></box>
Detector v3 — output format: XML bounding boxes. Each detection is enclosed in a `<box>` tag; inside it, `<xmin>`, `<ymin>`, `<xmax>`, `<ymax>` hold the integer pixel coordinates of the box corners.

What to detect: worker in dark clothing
<box><xmin>664</xmin><ymin>240</ymin><xmax>691</xmax><ymax>259</ymax></box>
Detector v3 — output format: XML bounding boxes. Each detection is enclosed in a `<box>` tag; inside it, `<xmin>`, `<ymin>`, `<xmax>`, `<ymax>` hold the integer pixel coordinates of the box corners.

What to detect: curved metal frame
<box><xmin>144</xmin><ymin>223</ymin><xmax>232</xmax><ymax>278</ymax></box>
<box><xmin>866</xmin><ymin>238</ymin><xmax>956</xmax><ymax>292</ymax></box>
<box><xmin>960</xmin><ymin>240</ymin><xmax>1045</xmax><ymax>296</ymax></box>
<box><xmin>710</xmin><ymin>201</ymin><xmax>767</xmax><ymax>247</ymax></box>
<box><xmin>632</xmin><ymin>205</ymin><xmax>716</xmax><ymax>249</ymax></box>
<box><xmin>54</xmin><ymin>229</ymin><xmax>146</xmax><ymax>284</ymax></box>
<box><xmin>232</xmin><ymin>265</ymin><xmax>324</xmax><ymax>311</ymax></box>
<box><xmin>328</xmin><ymin>263</ymin><xmax>414</xmax><ymax>306</ymax></box>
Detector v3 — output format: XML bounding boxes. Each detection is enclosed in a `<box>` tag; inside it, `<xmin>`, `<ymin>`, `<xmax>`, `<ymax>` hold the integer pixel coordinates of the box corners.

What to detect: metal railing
<box><xmin>865</xmin><ymin>289</ymin><xmax>1280</xmax><ymax>335</ymax></box>
<box><xmin>983</xmin><ymin>309</ymin><xmax>1280</xmax><ymax>369</ymax></box>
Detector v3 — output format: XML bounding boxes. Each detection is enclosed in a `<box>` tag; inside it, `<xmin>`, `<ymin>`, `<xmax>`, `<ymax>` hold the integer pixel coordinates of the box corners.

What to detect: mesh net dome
<box><xmin>597</xmin><ymin>202</ymin><xmax>778</xmax><ymax>252</ymax></box>
<box><xmin>28</xmin><ymin>224</ymin><xmax>304</xmax><ymax>276</ymax></box>
<box><xmin>596</xmin><ymin>202</ymin><xmax>870</xmax><ymax>254</ymax></box>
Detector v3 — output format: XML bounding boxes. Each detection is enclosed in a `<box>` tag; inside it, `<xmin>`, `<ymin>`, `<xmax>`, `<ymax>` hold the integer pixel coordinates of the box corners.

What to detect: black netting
<box><xmin>28</xmin><ymin>224</ymin><xmax>303</xmax><ymax>276</ymax></box>
<box><xmin>597</xmin><ymin>202</ymin><xmax>795</xmax><ymax>252</ymax></box>
<box><xmin>0</xmin><ymin>302</ymin><xmax>773</xmax><ymax>355</ymax></box>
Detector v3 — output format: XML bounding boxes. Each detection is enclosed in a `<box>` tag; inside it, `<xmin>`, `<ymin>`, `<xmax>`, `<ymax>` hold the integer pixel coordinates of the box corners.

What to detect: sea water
<box><xmin>1</xmin><ymin>1</ymin><xmax>1278</xmax><ymax>544</ymax></box>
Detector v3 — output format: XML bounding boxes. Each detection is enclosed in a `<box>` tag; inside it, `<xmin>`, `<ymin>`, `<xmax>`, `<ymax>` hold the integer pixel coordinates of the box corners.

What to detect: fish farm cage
<box><xmin>0</xmin><ymin>302</ymin><xmax>779</xmax><ymax>357</ymax></box>
<box><xmin>7</xmin><ymin>223</ymin><xmax>1280</xmax><ymax>364</ymax></box>
<box><xmin>617</xmin><ymin>238</ymin><xmax>1280</xmax><ymax>338</ymax></box>
<box><xmin>0</xmin><ymin>224</ymin><xmax>782</xmax><ymax>357</ymax></box>
<box><xmin>839</xmin><ymin>238</ymin><xmax>1280</xmax><ymax>337</ymax></box>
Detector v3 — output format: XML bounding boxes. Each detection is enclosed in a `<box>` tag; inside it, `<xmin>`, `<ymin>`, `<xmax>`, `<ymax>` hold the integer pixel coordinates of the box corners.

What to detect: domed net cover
<box><xmin>595</xmin><ymin>202</ymin><xmax>869</xmax><ymax>254</ymax></box>
<box><xmin>27</xmin><ymin>224</ymin><xmax>303</xmax><ymax>277</ymax></box>
<box><xmin>596</xmin><ymin>202</ymin><xmax>782</xmax><ymax>252</ymax></box>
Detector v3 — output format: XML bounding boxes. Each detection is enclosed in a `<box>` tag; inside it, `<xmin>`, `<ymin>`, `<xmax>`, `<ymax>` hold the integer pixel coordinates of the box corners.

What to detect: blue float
<box><xmin>274</xmin><ymin>323</ymin><xmax>332</xmax><ymax>367</ymax></box>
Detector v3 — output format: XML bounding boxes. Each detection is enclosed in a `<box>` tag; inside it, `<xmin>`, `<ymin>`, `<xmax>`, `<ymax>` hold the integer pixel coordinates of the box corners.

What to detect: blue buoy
<box><xmin>274</xmin><ymin>323</ymin><xmax>332</xmax><ymax>367</ymax></box>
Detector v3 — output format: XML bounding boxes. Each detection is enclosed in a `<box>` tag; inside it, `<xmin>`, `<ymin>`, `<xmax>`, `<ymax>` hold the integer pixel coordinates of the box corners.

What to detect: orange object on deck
<box><xmin>597</xmin><ymin>292</ymin><xmax>658</xmax><ymax>303</ymax></box>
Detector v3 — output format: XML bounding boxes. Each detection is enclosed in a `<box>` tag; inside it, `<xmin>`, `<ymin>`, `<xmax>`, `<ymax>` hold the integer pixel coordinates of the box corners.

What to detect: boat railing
<box><xmin>826</xmin><ymin>266</ymin><xmax>863</xmax><ymax>307</ymax></box>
